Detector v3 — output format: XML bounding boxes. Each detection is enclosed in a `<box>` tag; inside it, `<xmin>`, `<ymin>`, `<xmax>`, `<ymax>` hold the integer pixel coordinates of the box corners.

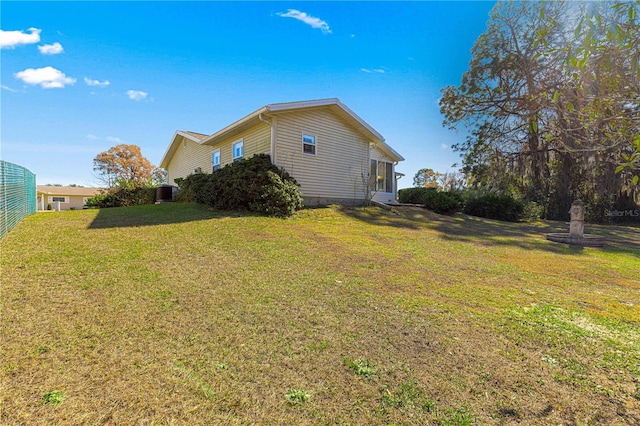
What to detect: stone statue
<box><xmin>568</xmin><ymin>200</ymin><xmax>585</xmax><ymax>238</ymax></box>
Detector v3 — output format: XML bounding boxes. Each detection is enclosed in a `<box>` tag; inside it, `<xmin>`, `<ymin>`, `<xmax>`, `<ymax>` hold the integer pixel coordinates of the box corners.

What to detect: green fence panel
<box><xmin>1</xmin><ymin>161</ymin><xmax>36</xmax><ymax>238</ymax></box>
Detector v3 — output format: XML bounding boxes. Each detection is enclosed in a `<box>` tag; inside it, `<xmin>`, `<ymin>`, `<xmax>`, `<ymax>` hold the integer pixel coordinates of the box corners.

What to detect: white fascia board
<box><xmin>159</xmin><ymin>131</ymin><xmax>189</xmax><ymax>169</ymax></box>
<box><xmin>264</xmin><ymin>98</ymin><xmax>340</xmax><ymax>112</ymax></box>
<box><xmin>378</xmin><ymin>141</ymin><xmax>405</xmax><ymax>162</ymax></box>
<box><xmin>176</xmin><ymin>131</ymin><xmax>207</xmax><ymax>143</ymax></box>
<box><xmin>201</xmin><ymin>106</ymin><xmax>268</xmax><ymax>146</ymax></box>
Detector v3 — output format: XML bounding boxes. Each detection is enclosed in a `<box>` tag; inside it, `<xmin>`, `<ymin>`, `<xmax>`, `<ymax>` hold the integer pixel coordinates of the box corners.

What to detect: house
<box><xmin>160</xmin><ymin>98</ymin><xmax>404</xmax><ymax>206</ymax></box>
<box><xmin>36</xmin><ymin>186</ymin><xmax>102</xmax><ymax>211</ymax></box>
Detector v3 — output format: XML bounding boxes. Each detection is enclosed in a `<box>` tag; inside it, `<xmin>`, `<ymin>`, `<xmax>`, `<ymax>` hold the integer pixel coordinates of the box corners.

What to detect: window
<box><xmin>232</xmin><ymin>140</ymin><xmax>244</xmax><ymax>162</ymax></box>
<box><xmin>369</xmin><ymin>160</ymin><xmax>394</xmax><ymax>193</ymax></box>
<box><xmin>49</xmin><ymin>196</ymin><xmax>69</xmax><ymax>203</ymax></box>
<box><xmin>212</xmin><ymin>150</ymin><xmax>221</xmax><ymax>171</ymax></box>
<box><xmin>302</xmin><ymin>134</ymin><xmax>316</xmax><ymax>155</ymax></box>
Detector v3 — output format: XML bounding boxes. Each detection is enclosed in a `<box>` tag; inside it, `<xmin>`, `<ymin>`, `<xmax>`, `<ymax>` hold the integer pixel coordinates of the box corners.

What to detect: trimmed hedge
<box><xmin>463</xmin><ymin>193</ymin><xmax>524</xmax><ymax>222</ymax></box>
<box><xmin>422</xmin><ymin>191</ymin><xmax>463</xmax><ymax>215</ymax></box>
<box><xmin>398</xmin><ymin>187</ymin><xmax>462</xmax><ymax>215</ymax></box>
<box><xmin>176</xmin><ymin>154</ymin><xmax>303</xmax><ymax>217</ymax></box>
<box><xmin>85</xmin><ymin>186</ymin><xmax>156</xmax><ymax>208</ymax></box>
<box><xmin>398</xmin><ymin>187</ymin><xmax>437</xmax><ymax>204</ymax></box>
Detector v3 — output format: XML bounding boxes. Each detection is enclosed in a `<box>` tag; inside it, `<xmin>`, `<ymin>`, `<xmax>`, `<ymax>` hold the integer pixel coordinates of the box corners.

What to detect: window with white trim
<box><xmin>212</xmin><ymin>150</ymin><xmax>221</xmax><ymax>171</ymax></box>
<box><xmin>302</xmin><ymin>133</ymin><xmax>316</xmax><ymax>155</ymax></box>
<box><xmin>370</xmin><ymin>160</ymin><xmax>394</xmax><ymax>193</ymax></box>
<box><xmin>232</xmin><ymin>140</ymin><xmax>244</xmax><ymax>162</ymax></box>
<box><xmin>49</xmin><ymin>196</ymin><xmax>69</xmax><ymax>203</ymax></box>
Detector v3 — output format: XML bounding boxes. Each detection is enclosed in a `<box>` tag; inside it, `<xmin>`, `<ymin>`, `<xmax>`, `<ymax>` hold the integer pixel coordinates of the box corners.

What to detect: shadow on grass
<box><xmin>345</xmin><ymin>205</ymin><xmax>640</xmax><ymax>256</ymax></box>
<box><xmin>333</xmin><ymin>205</ymin><xmax>422</xmax><ymax>230</ymax></box>
<box><xmin>87</xmin><ymin>203</ymin><xmax>257</xmax><ymax>229</ymax></box>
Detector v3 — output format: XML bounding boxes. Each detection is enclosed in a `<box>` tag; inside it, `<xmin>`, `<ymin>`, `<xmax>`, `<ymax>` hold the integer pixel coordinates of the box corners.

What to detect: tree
<box><xmin>413</xmin><ymin>168</ymin><xmax>441</xmax><ymax>189</ymax></box>
<box><xmin>440</xmin><ymin>0</ymin><xmax>639</xmax><ymax>219</ymax></box>
<box><xmin>93</xmin><ymin>144</ymin><xmax>165</xmax><ymax>188</ymax></box>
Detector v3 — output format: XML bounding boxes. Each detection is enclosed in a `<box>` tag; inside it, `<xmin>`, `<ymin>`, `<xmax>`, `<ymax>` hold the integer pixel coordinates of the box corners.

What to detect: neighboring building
<box><xmin>36</xmin><ymin>186</ymin><xmax>103</xmax><ymax>211</ymax></box>
<box><xmin>160</xmin><ymin>98</ymin><xmax>404</xmax><ymax>205</ymax></box>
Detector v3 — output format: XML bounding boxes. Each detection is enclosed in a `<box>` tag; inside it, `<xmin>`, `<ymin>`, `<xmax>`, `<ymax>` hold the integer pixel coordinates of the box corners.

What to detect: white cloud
<box><xmin>38</xmin><ymin>42</ymin><xmax>63</xmax><ymax>55</ymax></box>
<box><xmin>1</xmin><ymin>85</ymin><xmax>18</xmax><ymax>92</ymax></box>
<box><xmin>86</xmin><ymin>134</ymin><xmax>125</xmax><ymax>144</ymax></box>
<box><xmin>277</xmin><ymin>9</ymin><xmax>331</xmax><ymax>34</ymax></box>
<box><xmin>0</xmin><ymin>27</ymin><xmax>41</xmax><ymax>49</ymax></box>
<box><xmin>126</xmin><ymin>90</ymin><xmax>148</xmax><ymax>101</ymax></box>
<box><xmin>84</xmin><ymin>77</ymin><xmax>110</xmax><ymax>87</ymax></box>
<box><xmin>441</xmin><ymin>144</ymin><xmax>449</xmax><ymax>150</ymax></box>
<box><xmin>14</xmin><ymin>66</ymin><xmax>76</xmax><ymax>89</ymax></box>
<box><xmin>360</xmin><ymin>68</ymin><xmax>385</xmax><ymax>74</ymax></box>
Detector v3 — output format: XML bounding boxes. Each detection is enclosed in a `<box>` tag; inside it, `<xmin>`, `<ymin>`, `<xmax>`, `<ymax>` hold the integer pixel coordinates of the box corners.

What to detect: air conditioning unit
<box><xmin>194</xmin><ymin>167</ymin><xmax>202</xmax><ymax>173</ymax></box>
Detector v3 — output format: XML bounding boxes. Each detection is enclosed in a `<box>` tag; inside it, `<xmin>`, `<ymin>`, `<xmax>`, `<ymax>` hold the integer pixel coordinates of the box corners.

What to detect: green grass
<box><xmin>1</xmin><ymin>203</ymin><xmax>639</xmax><ymax>424</ymax></box>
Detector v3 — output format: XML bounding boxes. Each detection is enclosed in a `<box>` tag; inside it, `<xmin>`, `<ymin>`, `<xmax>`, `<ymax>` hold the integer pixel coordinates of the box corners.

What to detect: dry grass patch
<box><xmin>1</xmin><ymin>203</ymin><xmax>639</xmax><ymax>424</ymax></box>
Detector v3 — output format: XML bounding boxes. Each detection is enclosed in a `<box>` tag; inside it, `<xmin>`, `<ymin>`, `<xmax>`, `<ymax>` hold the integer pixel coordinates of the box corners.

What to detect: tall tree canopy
<box><xmin>93</xmin><ymin>144</ymin><xmax>165</xmax><ymax>188</ymax></box>
<box><xmin>440</xmin><ymin>0</ymin><xmax>639</xmax><ymax>220</ymax></box>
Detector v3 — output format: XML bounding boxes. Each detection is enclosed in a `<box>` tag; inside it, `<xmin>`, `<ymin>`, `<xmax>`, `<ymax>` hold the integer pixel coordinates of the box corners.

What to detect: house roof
<box><xmin>159</xmin><ymin>130</ymin><xmax>212</xmax><ymax>169</ymax></box>
<box><xmin>160</xmin><ymin>98</ymin><xmax>404</xmax><ymax>168</ymax></box>
<box><xmin>37</xmin><ymin>186</ymin><xmax>103</xmax><ymax>196</ymax></box>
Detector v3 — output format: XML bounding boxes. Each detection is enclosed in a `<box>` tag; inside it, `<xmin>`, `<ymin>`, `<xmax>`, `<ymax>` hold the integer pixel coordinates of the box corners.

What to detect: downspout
<box><xmin>258</xmin><ymin>113</ymin><xmax>275</xmax><ymax>165</ymax></box>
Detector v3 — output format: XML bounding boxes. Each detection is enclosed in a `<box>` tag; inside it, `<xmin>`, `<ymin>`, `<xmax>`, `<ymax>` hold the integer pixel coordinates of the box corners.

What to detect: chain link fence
<box><xmin>1</xmin><ymin>161</ymin><xmax>36</xmax><ymax>238</ymax></box>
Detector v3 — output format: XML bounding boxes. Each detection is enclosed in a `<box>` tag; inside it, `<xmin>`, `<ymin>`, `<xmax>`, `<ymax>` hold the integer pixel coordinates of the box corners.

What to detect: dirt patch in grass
<box><xmin>1</xmin><ymin>204</ymin><xmax>639</xmax><ymax>424</ymax></box>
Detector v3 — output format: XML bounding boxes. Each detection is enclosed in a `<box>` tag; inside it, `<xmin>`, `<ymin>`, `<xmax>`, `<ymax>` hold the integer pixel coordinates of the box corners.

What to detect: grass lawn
<box><xmin>1</xmin><ymin>203</ymin><xmax>639</xmax><ymax>425</ymax></box>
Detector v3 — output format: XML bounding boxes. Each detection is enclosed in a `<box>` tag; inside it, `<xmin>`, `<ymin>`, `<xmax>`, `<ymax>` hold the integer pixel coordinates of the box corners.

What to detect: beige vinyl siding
<box><xmin>166</xmin><ymin>136</ymin><xmax>216</xmax><ymax>185</ymax></box>
<box><xmin>166</xmin><ymin>124</ymin><xmax>270</xmax><ymax>185</ymax></box>
<box><xmin>212</xmin><ymin>123</ymin><xmax>271</xmax><ymax>165</ymax></box>
<box><xmin>274</xmin><ymin>108</ymin><xmax>370</xmax><ymax>202</ymax></box>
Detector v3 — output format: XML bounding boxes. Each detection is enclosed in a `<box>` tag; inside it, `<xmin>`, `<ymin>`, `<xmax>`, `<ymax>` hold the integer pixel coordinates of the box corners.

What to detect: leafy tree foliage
<box><xmin>440</xmin><ymin>1</ymin><xmax>639</xmax><ymax>220</ymax></box>
<box><xmin>93</xmin><ymin>144</ymin><xmax>165</xmax><ymax>188</ymax></box>
<box><xmin>413</xmin><ymin>168</ymin><xmax>441</xmax><ymax>189</ymax></box>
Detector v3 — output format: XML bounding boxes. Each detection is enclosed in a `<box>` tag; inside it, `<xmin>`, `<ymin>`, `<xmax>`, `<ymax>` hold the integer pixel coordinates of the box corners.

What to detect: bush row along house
<box><xmin>160</xmin><ymin>98</ymin><xmax>405</xmax><ymax>206</ymax></box>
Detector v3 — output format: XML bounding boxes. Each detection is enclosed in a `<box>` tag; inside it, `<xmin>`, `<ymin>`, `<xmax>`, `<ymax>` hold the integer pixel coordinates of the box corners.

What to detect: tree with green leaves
<box><xmin>440</xmin><ymin>0</ymin><xmax>639</xmax><ymax>219</ymax></box>
<box><xmin>413</xmin><ymin>168</ymin><xmax>441</xmax><ymax>189</ymax></box>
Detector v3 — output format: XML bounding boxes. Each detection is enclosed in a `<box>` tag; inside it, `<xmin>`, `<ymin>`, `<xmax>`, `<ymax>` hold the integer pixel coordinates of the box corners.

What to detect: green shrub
<box><xmin>422</xmin><ymin>191</ymin><xmax>463</xmax><ymax>215</ymax></box>
<box><xmin>176</xmin><ymin>154</ymin><xmax>303</xmax><ymax>217</ymax></box>
<box><xmin>463</xmin><ymin>193</ymin><xmax>524</xmax><ymax>222</ymax></box>
<box><xmin>85</xmin><ymin>186</ymin><xmax>156</xmax><ymax>208</ymax></box>
<box><xmin>397</xmin><ymin>187</ymin><xmax>437</xmax><ymax>204</ymax></box>
<box><xmin>522</xmin><ymin>201</ymin><xmax>544</xmax><ymax>221</ymax></box>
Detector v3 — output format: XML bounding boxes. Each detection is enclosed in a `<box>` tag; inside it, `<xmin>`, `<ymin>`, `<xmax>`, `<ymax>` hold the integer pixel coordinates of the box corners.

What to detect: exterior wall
<box><xmin>166</xmin><ymin>136</ymin><xmax>217</xmax><ymax>185</ymax></box>
<box><xmin>370</xmin><ymin>147</ymin><xmax>398</xmax><ymax>204</ymax></box>
<box><xmin>214</xmin><ymin>122</ymin><xmax>271</xmax><ymax>166</ymax></box>
<box><xmin>38</xmin><ymin>194</ymin><xmax>93</xmax><ymax>210</ymax></box>
<box><xmin>166</xmin><ymin>124</ymin><xmax>271</xmax><ymax>185</ymax></box>
<box><xmin>273</xmin><ymin>108</ymin><xmax>370</xmax><ymax>204</ymax></box>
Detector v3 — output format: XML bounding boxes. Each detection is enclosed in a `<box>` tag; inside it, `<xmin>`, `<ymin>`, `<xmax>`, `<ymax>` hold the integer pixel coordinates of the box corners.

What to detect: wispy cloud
<box><xmin>86</xmin><ymin>134</ymin><xmax>125</xmax><ymax>144</ymax></box>
<box><xmin>277</xmin><ymin>9</ymin><xmax>331</xmax><ymax>34</ymax></box>
<box><xmin>0</xmin><ymin>27</ymin><xmax>41</xmax><ymax>49</ymax></box>
<box><xmin>441</xmin><ymin>144</ymin><xmax>449</xmax><ymax>150</ymax></box>
<box><xmin>38</xmin><ymin>42</ymin><xmax>63</xmax><ymax>55</ymax></box>
<box><xmin>14</xmin><ymin>66</ymin><xmax>76</xmax><ymax>89</ymax></box>
<box><xmin>1</xmin><ymin>84</ymin><xmax>18</xmax><ymax>92</ymax></box>
<box><xmin>360</xmin><ymin>68</ymin><xmax>385</xmax><ymax>74</ymax></box>
<box><xmin>84</xmin><ymin>77</ymin><xmax>110</xmax><ymax>87</ymax></box>
<box><xmin>126</xmin><ymin>90</ymin><xmax>148</xmax><ymax>101</ymax></box>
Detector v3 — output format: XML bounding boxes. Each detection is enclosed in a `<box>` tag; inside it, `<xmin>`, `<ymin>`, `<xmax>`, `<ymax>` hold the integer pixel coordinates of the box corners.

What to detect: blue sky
<box><xmin>1</xmin><ymin>1</ymin><xmax>495</xmax><ymax>188</ymax></box>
